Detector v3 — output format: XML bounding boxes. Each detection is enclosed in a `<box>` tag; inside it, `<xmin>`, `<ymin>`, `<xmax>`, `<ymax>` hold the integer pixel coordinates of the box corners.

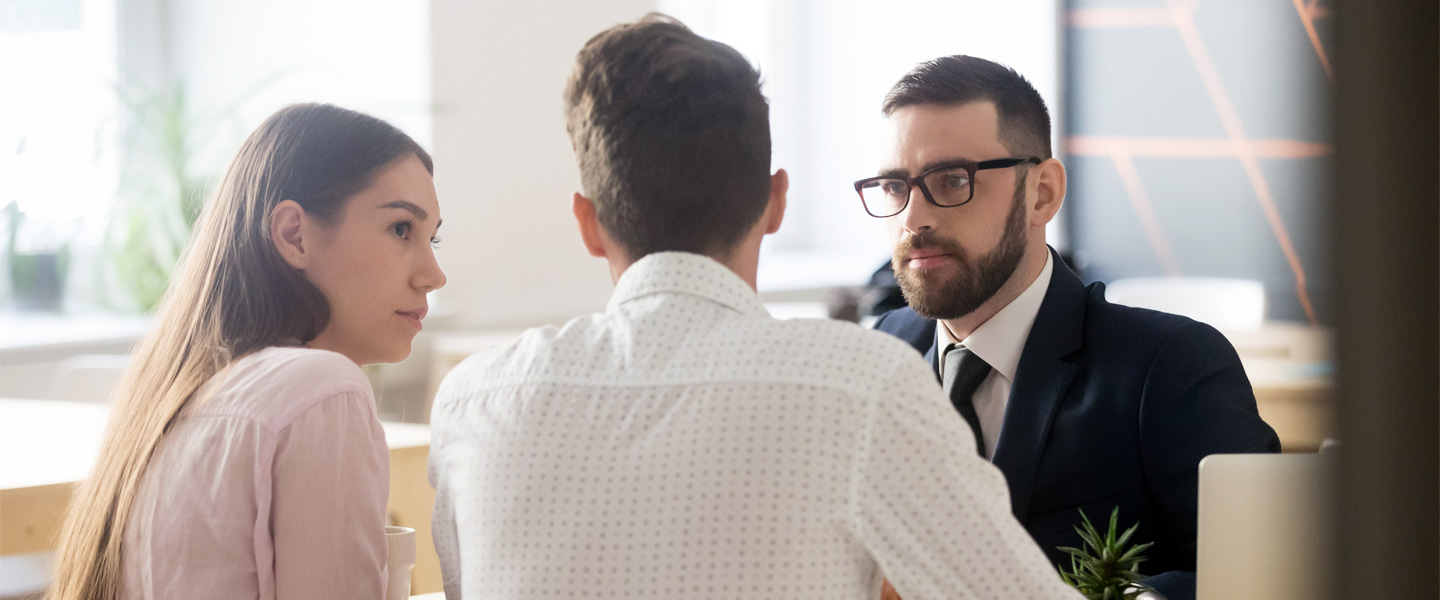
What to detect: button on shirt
<box><xmin>936</xmin><ymin>253</ymin><xmax>1053</xmax><ymax>459</ymax></box>
<box><xmin>428</xmin><ymin>252</ymin><xmax>1078</xmax><ymax>600</ymax></box>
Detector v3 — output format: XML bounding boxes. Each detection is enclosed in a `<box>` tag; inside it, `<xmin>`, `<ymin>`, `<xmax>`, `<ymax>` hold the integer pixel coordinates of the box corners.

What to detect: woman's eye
<box><xmin>392</xmin><ymin>222</ymin><xmax>412</xmax><ymax>238</ymax></box>
<box><xmin>430</xmin><ymin>235</ymin><xmax>442</xmax><ymax>249</ymax></box>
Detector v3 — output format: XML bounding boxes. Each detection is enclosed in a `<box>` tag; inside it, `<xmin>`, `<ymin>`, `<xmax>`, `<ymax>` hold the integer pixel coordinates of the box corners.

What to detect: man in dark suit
<box><xmin>859</xmin><ymin>56</ymin><xmax>1280</xmax><ymax>600</ymax></box>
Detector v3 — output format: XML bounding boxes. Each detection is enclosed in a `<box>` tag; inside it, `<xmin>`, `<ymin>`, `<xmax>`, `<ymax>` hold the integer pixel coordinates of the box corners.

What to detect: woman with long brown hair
<box><xmin>47</xmin><ymin>103</ymin><xmax>445</xmax><ymax>600</ymax></box>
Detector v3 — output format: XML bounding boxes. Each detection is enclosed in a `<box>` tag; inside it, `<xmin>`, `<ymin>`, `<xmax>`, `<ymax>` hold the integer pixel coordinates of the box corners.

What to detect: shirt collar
<box><xmin>937</xmin><ymin>252</ymin><xmax>1054</xmax><ymax>381</ymax></box>
<box><xmin>607</xmin><ymin>251</ymin><xmax>770</xmax><ymax>317</ymax></box>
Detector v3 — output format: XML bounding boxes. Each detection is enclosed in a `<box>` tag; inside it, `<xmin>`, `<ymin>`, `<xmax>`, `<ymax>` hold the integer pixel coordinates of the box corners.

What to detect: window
<box><xmin>0</xmin><ymin>0</ymin><xmax>120</xmax><ymax>256</ymax></box>
<box><xmin>1</xmin><ymin>0</ymin><xmax>432</xmax><ymax>312</ymax></box>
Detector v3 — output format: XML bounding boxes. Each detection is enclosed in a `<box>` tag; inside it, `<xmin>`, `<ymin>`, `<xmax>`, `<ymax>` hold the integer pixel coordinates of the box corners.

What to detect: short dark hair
<box><xmin>883</xmin><ymin>55</ymin><xmax>1052</xmax><ymax>160</ymax></box>
<box><xmin>564</xmin><ymin>14</ymin><xmax>772</xmax><ymax>259</ymax></box>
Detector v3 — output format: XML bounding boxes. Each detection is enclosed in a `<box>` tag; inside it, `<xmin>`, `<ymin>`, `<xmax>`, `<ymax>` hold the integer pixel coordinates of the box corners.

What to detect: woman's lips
<box><xmin>397</xmin><ymin>307</ymin><xmax>427</xmax><ymax>330</ymax></box>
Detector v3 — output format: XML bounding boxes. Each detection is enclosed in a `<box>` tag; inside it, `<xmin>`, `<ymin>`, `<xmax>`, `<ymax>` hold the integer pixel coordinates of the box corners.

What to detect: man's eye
<box><xmin>881</xmin><ymin>181</ymin><xmax>908</xmax><ymax>196</ymax></box>
<box><xmin>392</xmin><ymin>222</ymin><xmax>412</xmax><ymax>238</ymax></box>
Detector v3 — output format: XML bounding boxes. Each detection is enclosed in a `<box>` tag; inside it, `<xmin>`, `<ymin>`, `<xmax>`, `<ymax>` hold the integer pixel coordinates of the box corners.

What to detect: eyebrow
<box><xmin>877</xmin><ymin>158</ymin><xmax>974</xmax><ymax>179</ymax></box>
<box><xmin>380</xmin><ymin>200</ymin><xmax>428</xmax><ymax>221</ymax></box>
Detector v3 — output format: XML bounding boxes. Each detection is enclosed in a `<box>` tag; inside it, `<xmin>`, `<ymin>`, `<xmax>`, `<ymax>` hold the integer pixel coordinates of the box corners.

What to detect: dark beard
<box><xmin>892</xmin><ymin>180</ymin><xmax>1029</xmax><ymax>321</ymax></box>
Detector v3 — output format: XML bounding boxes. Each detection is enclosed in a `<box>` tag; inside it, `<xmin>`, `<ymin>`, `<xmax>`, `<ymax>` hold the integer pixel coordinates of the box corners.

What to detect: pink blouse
<box><xmin>121</xmin><ymin>346</ymin><xmax>389</xmax><ymax>600</ymax></box>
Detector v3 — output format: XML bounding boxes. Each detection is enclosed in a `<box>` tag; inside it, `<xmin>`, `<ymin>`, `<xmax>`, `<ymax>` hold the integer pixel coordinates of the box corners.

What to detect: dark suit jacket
<box><xmin>873</xmin><ymin>249</ymin><xmax>1280</xmax><ymax>598</ymax></box>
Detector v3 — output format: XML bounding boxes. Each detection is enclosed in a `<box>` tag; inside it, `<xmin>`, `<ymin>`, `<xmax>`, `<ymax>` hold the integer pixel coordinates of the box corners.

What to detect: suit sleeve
<box><xmin>1138</xmin><ymin>321</ymin><xmax>1281</xmax><ymax>562</ymax></box>
<box><xmin>849</xmin><ymin>354</ymin><xmax>1083</xmax><ymax>600</ymax></box>
<box><xmin>871</xmin><ymin>309</ymin><xmax>892</xmax><ymax>330</ymax></box>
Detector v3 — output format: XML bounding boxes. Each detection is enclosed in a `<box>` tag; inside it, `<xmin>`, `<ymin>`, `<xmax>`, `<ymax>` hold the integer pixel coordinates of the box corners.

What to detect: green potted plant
<box><xmin>4</xmin><ymin>200</ymin><xmax>71</xmax><ymax>312</ymax></box>
<box><xmin>1058</xmin><ymin>507</ymin><xmax>1158</xmax><ymax>600</ymax></box>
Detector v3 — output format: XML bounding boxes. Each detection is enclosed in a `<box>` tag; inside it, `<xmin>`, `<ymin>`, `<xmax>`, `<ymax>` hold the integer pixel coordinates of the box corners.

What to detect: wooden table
<box><xmin>1227</xmin><ymin>322</ymin><xmax>1335</xmax><ymax>452</ymax></box>
<box><xmin>1243</xmin><ymin>358</ymin><xmax>1334</xmax><ymax>452</ymax></box>
<box><xmin>0</xmin><ymin>398</ymin><xmax>441</xmax><ymax>595</ymax></box>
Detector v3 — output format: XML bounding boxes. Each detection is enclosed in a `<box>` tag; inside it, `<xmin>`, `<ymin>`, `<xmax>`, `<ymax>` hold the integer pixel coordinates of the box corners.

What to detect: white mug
<box><xmin>384</xmin><ymin>526</ymin><xmax>416</xmax><ymax>600</ymax></box>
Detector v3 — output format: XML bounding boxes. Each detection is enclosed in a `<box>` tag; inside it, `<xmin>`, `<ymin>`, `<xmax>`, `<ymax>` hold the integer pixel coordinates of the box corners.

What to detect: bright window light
<box><xmin>0</xmin><ymin>0</ymin><xmax>119</xmax><ymax>242</ymax></box>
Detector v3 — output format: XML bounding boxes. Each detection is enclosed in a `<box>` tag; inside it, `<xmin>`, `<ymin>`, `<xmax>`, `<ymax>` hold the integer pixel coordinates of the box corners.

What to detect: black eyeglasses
<box><xmin>853</xmin><ymin>156</ymin><xmax>1042</xmax><ymax>218</ymax></box>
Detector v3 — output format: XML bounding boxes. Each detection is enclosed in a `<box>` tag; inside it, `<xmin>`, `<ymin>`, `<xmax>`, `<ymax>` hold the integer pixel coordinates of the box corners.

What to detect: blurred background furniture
<box><xmin>1106</xmin><ymin>277</ymin><xmax>1334</xmax><ymax>451</ymax></box>
<box><xmin>1107</xmin><ymin>277</ymin><xmax>1267</xmax><ymax>332</ymax></box>
<box><xmin>45</xmin><ymin>354</ymin><xmax>129</xmax><ymax>404</ymax></box>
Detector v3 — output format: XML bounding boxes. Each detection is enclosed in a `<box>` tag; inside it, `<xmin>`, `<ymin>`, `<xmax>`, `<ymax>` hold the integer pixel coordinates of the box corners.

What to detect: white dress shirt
<box><xmin>428</xmin><ymin>252</ymin><xmax>1079</xmax><ymax>600</ymax></box>
<box><xmin>936</xmin><ymin>253</ymin><xmax>1053</xmax><ymax>459</ymax></box>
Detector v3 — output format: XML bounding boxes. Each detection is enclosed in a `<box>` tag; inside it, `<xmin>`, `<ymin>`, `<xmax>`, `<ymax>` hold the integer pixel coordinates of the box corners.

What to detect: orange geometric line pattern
<box><xmin>1067</xmin><ymin>136</ymin><xmax>1333</xmax><ymax>159</ymax></box>
<box><xmin>1167</xmin><ymin>0</ymin><xmax>1319</xmax><ymax>324</ymax></box>
<box><xmin>1292</xmin><ymin>0</ymin><xmax>1335</xmax><ymax>83</ymax></box>
<box><xmin>1108</xmin><ymin>147</ymin><xmax>1185</xmax><ymax>276</ymax></box>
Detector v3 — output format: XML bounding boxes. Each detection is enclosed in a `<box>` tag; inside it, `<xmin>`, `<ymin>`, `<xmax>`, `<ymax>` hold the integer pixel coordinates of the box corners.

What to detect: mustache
<box><xmin>892</xmin><ymin>230</ymin><xmax>967</xmax><ymax>266</ymax></box>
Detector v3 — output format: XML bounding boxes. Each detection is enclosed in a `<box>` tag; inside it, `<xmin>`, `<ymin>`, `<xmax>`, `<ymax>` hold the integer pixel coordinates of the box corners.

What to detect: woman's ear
<box><xmin>270</xmin><ymin>200</ymin><xmax>309</xmax><ymax>269</ymax></box>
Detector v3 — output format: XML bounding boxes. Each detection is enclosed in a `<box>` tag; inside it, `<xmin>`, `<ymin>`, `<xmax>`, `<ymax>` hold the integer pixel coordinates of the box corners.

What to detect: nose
<box><xmin>897</xmin><ymin>186</ymin><xmax>938</xmax><ymax>235</ymax></box>
<box><xmin>414</xmin><ymin>245</ymin><xmax>447</xmax><ymax>292</ymax></box>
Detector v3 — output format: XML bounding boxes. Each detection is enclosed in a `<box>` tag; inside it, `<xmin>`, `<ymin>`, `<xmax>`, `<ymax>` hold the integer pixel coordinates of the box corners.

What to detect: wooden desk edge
<box><xmin>0</xmin><ymin>482</ymin><xmax>75</xmax><ymax>555</ymax></box>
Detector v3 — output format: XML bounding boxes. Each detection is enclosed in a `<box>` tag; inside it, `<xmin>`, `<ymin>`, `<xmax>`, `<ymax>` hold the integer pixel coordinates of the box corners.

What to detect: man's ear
<box><xmin>763</xmin><ymin>169</ymin><xmax>788</xmax><ymax>235</ymax></box>
<box><xmin>270</xmin><ymin>200</ymin><xmax>310</xmax><ymax>269</ymax></box>
<box><xmin>1030</xmin><ymin>158</ymin><xmax>1067</xmax><ymax>227</ymax></box>
<box><xmin>572</xmin><ymin>192</ymin><xmax>607</xmax><ymax>258</ymax></box>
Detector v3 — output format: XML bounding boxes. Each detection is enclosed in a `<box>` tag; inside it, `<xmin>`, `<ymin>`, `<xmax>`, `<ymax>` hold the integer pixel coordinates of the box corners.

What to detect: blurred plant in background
<box><xmin>3</xmin><ymin>199</ymin><xmax>71</xmax><ymax>311</ymax></box>
<box><xmin>103</xmin><ymin>78</ymin><xmax>272</xmax><ymax>312</ymax></box>
<box><xmin>105</xmin><ymin>83</ymin><xmax>207</xmax><ymax>312</ymax></box>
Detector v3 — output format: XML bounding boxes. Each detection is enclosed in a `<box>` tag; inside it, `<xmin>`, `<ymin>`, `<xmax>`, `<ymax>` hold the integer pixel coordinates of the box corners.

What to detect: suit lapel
<box><xmin>990</xmin><ymin>248</ymin><xmax>1087</xmax><ymax>522</ymax></box>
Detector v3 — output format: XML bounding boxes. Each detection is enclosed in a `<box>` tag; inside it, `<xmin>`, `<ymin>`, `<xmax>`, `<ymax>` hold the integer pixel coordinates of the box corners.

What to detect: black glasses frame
<box><xmin>852</xmin><ymin>156</ymin><xmax>1042</xmax><ymax>218</ymax></box>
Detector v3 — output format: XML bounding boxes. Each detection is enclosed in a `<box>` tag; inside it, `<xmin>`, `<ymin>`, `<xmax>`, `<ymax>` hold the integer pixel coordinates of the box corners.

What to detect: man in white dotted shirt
<box><xmin>427</xmin><ymin>14</ymin><xmax>1081</xmax><ymax>600</ymax></box>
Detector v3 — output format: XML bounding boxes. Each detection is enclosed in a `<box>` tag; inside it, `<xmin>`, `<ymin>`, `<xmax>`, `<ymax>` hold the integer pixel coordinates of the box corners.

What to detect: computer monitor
<box><xmin>1196</xmin><ymin>452</ymin><xmax>1337</xmax><ymax>600</ymax></box>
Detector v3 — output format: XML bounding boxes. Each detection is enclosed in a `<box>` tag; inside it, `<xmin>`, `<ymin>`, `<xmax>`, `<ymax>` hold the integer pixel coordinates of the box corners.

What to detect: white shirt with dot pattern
<box><xmin>428</xmin><ymin>252</ymin><xmax>1081</xmax><ymax>600</ymax></box>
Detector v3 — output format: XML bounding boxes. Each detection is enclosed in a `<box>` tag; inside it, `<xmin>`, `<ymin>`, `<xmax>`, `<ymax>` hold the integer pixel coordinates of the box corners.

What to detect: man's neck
<box><xmin>939</xmin><ymin>244</ymin><xmax>1050</xmax><ymax>341</ymax></box>
<box><xmin>606</xmin><ymin>242</ymin><xmax>763</xmax><ymax>292</ymax></box>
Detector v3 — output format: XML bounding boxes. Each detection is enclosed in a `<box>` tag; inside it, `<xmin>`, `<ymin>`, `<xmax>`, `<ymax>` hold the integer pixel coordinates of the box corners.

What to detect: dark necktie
<box><xmin>942</xmin><ymin>344</ymin><xmax>992</xmax><ymax>458</ymax></box>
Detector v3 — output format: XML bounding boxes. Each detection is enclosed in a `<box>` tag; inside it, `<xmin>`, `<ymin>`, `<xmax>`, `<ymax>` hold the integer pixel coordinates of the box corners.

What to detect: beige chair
<box><xmin>1105</xmin><ymin>277</ymin><xmax>1266</xmax><ymax>332</ymax></box>
<box><xmin>46</xmin><ymin>354</ymin><xmax>130</xmax><ymax>404</ymax></box>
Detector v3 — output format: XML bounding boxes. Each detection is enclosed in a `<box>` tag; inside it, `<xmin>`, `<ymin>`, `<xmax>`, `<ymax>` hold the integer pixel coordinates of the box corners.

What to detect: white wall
<box><xmin>429</xmin><ymin>0</ymin><xmax>656</xmax><ymax>329</ymax></box>
<box><xmin>142</xmin><ymin>0</ymin><xmax>433</xmax><ymax>169</ymax></box>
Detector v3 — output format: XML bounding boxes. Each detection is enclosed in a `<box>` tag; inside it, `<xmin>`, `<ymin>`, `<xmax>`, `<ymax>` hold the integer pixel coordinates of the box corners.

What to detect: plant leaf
<box><xmin>1116</xmin><ymin>521</ymin><xmax>1139</xmax><ymax>548</ymax></box>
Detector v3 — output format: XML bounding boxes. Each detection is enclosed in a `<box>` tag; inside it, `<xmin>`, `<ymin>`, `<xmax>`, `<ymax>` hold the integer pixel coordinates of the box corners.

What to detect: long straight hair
<box><xmin>47</xmin><ymin>103</ymin><xmax>432</xmax><ymax>600</ymax></box>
